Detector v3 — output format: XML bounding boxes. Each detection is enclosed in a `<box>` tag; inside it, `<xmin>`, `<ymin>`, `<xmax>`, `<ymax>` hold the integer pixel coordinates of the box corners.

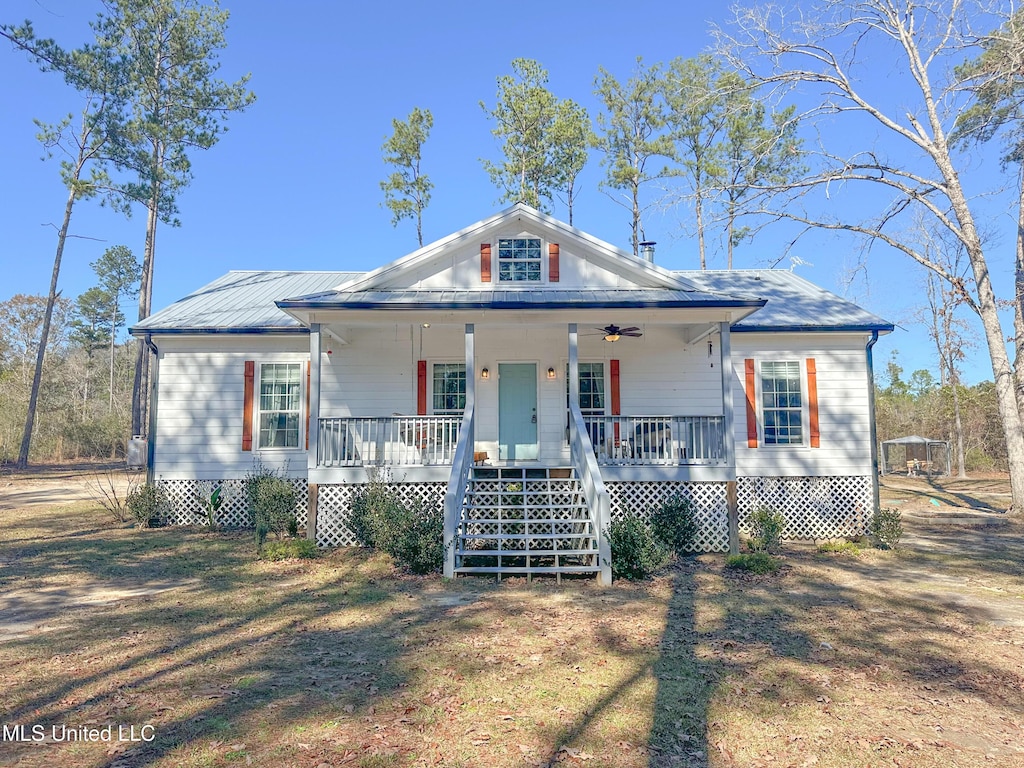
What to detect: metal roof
<box><xmin>275</xmin><ymin>287</ymin><xmax>764</xmax><ymax>311</ymax></box>
<box><xmin>131</xmin><ymin>267</ymin><xmax>891</xmax><ymax>334</ymax></box>
<box><xmin>679</xmin><ymin>270</ymin><xmax>892</xmax><ymax>332</ymax></box>
<box><xmin>131</xmin><ymin>271</ymin><xmax>360</xmax><ymax>333</ymax></box>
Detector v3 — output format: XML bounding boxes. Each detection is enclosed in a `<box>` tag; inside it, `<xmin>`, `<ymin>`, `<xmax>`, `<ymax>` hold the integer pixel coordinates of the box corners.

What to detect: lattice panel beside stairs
<box><xmin>606</xmin><ymin>481</ymin><xmax>730</xmax><ymax>553</ymax></box>
<box><xmin>315</xmin><ymin>482</ymin><xmax>446</xmax><ymax>548</ymax></box>
<box><xmin>160</xmin><ymin>478</ymin><xmax>308</xmax><ymax>529</ymax></box>
<box><xmin>737</xmin><ymin>475</ymin><xmax>873</xmax><ymax>539</ymax></box>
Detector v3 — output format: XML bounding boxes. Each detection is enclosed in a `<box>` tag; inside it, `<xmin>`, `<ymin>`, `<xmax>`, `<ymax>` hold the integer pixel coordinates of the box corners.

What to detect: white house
<box><xmin>131</xmin><ymin>204</ymin><xmax>892</xmax><ymax>582</ymax></box>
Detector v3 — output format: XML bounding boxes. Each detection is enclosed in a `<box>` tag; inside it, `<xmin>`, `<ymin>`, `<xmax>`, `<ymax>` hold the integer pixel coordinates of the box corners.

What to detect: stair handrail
<box><xmin>568</xmin><ymin>403</ymin><xmax>613</xmax><ymax>585</ymax></box>
<box><xmin>443</xmin><ymin>402</ymin><xmax>475</xmax><ymax>578</ymax></box>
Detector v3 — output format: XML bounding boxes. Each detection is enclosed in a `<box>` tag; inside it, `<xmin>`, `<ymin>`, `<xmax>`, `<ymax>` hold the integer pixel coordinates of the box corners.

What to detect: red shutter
<box><xmin>305</xmin><ymin>360</ymin><xmax>311</xmax><ymax>451</ymax></box>
<box><xmin>610</xmin><ymin>359</ymin><xmax>621</xmax><ymax>444</ymax></box>
<box><xmin>807</xmin><ymin>358</ymin><xmax>820</xmax><ymax>448</ymax></box>
<box><xmin>744</xmin><ymin>359</ymin><xmax>758</xmax><ymax>448</ymax></box>
<box><xmin>417</xmin><ymin>360</ymin><xmax>427</xmax><ymax>415</ymax></box>
<box><xmin>480</xmin><ymin>243</ymin><xmax>492</xmax><ymax>283</ymax></box>
<box><xmin>242</xmin><ymin>360</ymin><xmax>255</xmax><ymax>451</ymax></box>
<box><xmin>610</xmin><ymin>360</ymin><xmax>621</xmax><ymax>415</ymax></box>
<box><xmin>549</xmin><ymin>243</ymin><xmax>560</xmax><ymax>282</ymax></box>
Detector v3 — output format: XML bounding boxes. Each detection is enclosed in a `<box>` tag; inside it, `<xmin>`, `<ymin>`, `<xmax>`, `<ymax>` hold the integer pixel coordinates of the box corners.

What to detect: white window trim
<box><xmin>496</xmin><ymin>233</ymin><xmax>544</xmax><ymax>284</ymax></box>
<box><xmin>256</xmin><ymin>361</ymin><xmax>304</xmax><ymax>451</ymax></box>
<box><xmin>429</xmin><ymin>360</ymin><xmax>467</xmax><ymax>416</ymax></box>
<box><xmin>756</xmin><ymin>358</ymin><xmax>809</xmax><ymax>448</ymax></box>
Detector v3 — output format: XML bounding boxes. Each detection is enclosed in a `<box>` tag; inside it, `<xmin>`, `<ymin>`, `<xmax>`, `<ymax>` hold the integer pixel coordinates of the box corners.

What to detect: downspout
<box><xmin>865</xmin><ymin>331</ymin><xmax>881</xmax><ymax>519</ymax></box>
<box><xmin>144</xmin><ymin>332</ymin><xmax>159</xmax><ymax>486</ymax></box>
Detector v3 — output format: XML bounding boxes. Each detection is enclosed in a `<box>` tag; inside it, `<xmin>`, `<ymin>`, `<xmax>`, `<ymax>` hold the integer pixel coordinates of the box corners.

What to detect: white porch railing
<box><xmin>582</xmin><ymin>415</ymin><xmax>727</xmax><ymax>466</ymax></box>
<box><xmin>317</xmin><ymin>416</ymin><xmax>462</xmax><ymax>467</ymax></box>
<box><xmin>443</xmin><ymin>404</ymin><xmax>475</xmax><ymax>579</ymax></box>
<box><xmin>569</xmin><ymin>404</ymin><xmax>613</xmax><ymax>585</ymax></box>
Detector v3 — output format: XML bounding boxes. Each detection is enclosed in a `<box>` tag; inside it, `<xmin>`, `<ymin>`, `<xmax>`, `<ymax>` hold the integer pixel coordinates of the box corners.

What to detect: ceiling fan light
<box><xmin>604</xmin><ymin>333</ymin><xmax>620</xmax><ymax>342</ymax></box>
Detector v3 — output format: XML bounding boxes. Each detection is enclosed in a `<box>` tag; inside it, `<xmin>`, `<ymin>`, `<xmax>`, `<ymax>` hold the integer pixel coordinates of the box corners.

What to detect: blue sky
<box><xmin>1</xmin><ymin>0</ymin><xmax>1018</xmax><ymax>385</ymax></box>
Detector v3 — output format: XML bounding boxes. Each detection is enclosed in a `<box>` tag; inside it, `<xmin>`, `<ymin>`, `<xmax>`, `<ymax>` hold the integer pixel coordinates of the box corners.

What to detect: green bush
<box><xmin>260</xmin><ymin>539</ymin><xmax>319</xmax><ymax>561</ymax></box>
<box><xmin>126</xmin><ymin>483</ymin><xmax>169</xmax><ymax>528</ymax></box>
<box><xmin>385</xmin><ymin>501</ymin><xmax>445</xmax><ymax>574</ymax></box>
<box><xmin>348</xmin><ymin>469</ymin><xmax>406</xmax><ymax>548</ymax></box>
<box><xmin>748</xmin><ymin>505</ymin><xmax>786</xmax><ymax>553</ymax></box>
<box><xmin>816</xmin><ymin>539</ymin><xmax>863</xmax><ymax>556</ymax></box>
<box><xmin>726</xmin><ymin>552</ymin><xmax>782</xmax><ymax>574</ymax></box>
<box><xmin>244</xmin><ymin>466</ymin><xmax>298</xmax><ymax>541</ymax></box>
<box><xmin>607</xmin><ymin>513</ymin><xmax>670</xmax><ymax>580</ymax></box>
<box><xmin>349</xmin><ymin>470</ymin><xmax>444</xmax><ymax>574</ymax></box>
<box><xmin>870</xmin><ymin>507</ymin><xmax>903</xmax><ymax>549</ymax></box>
<box><xmin>650</xmin><ymin>492</ymin><xmax>698</xmax><ymax>555</ymax></box>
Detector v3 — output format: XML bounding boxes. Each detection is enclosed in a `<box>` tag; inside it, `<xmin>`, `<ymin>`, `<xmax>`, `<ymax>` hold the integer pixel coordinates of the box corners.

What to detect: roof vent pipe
<box><xmin>639</xmin><ymin>241</ymin><xmax>656</xmax><ymax>262</ymax></box>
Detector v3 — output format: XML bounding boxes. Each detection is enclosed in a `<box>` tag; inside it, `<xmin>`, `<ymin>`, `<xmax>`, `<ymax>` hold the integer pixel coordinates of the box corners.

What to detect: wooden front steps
<box><xmin>453</xmin><ymin>466</ymin><xmax>600</xmax><ymax>580</ymax></box>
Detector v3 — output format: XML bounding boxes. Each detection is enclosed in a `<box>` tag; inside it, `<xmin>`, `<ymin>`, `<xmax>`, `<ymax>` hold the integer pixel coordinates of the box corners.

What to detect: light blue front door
<box><xmin>498</xmin><ymin>363</ymin><xmax>538</xmax><ymax>461</ymax></box>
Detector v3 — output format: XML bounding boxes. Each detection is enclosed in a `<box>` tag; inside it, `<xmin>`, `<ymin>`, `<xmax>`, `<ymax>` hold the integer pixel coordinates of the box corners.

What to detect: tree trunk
<box><xmin>952</xmin><ymin>381</ymin><xmax>967</xmax><ymax>479</ymax></box>
<box><xmin>964</xmin><ymin>238</ymin><xmax>1024</xmax><ymax>512</ymax></box>
<box><xmin>631</xmin><ymin>178</ymin><xmax>640</xmax><ymax>258</ymax></box>
<box><xmin>1014</xmin><ymin>165</ymin><xmax>1024</xmax><ymax>418</ymax></box>
<box><xmin>17</xmin><ymin>183</ymin><xmax>77</xmax><ymax>468</ymax></box>
<box><xmin>131</xmin><ymin>180</ymin><xmax>159</xmax><ymax>437</ymax></box>
<box><xmin>695</xmin><ymin>186</ymin><xmax>707</xmax><ymax>270</ymax></box>
<box><xmin>109</xmin><ymin>286</ymin><xmax>118</xmax><ymax>413</ymax></box>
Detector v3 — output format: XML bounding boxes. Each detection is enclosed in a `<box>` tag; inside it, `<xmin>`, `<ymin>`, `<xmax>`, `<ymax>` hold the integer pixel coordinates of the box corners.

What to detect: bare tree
<box><xmin>716</xmin><ymin>0</ymin><xmax>1024</xmax><ymax>513</ymax></box>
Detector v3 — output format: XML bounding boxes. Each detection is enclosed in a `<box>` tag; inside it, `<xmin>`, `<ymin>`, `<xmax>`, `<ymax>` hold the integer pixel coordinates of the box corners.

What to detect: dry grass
<box><xmin>0</xmin><ymin>473</ymin><xmax>1023</xmax><ymax>767</ymax></box>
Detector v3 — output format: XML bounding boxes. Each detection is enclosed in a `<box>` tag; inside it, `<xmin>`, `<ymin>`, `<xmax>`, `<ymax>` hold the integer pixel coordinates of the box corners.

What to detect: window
<box><xmin>761</xmin><ymin>361</ymin><xmax>803</xmax><ymax>445</ymax></box>
<box><xmin>432</xmin><ymin>363</ymin><xmax>466</xmax><ymax>415</ymax></box>
<box><xmin>498</xmin><ymin>237</ymin><xmax>542</xmax><ymax>282</ymax></box>
<box><xmin>258</xmin><ymin>363</ymin><xmax>302</xmax><ymax>448</ymax></box>
<box><xmin>577</xmin><ymin>362</ymin><xmax>606</xmax><ymax>415</ymax></box>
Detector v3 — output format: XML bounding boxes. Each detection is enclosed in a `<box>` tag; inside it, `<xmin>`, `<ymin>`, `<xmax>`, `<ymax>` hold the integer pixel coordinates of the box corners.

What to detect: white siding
<box><xmin>153</xmin><ymin>336</ymin><xmax>310</xmax><ymax>480</ymax></box>
<box><xmin>379</xmin><ymin>226</ymin><xmax>662</xmax><ymax>290</ymax></box>
<box><xmin>730</xmin><ymin>333</ymin><xmax>874</xmax><ymax>477</ymax></box>
<box><xmin>320</xmin><ymin>325</ymin><xmax>416</xmax><ymax>417</ymax></box>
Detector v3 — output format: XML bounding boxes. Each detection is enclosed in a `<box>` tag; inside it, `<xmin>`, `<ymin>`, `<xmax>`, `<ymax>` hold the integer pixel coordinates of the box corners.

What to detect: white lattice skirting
<box><xmin>738</xmin><ymin>475</ymin><xmax>874</xmax><ymax>539</ymax></box>
<box><xmin>160</xmin><ymin>478</ymin><xmax>308</xmax><ymax>530</ymax></box>
<box><xmin>158</xmin><ymin>475</ymin><xmax>874</xmax><ymax>551</ymax></box>
<box><xmin>315</xmin><ymin>482</ymin><xmax>447</xmax><ymax>548</ymax></box>
<box><xmin>606</xmin><ymin>481</ymin><xmax>731</xmax><ymax>553</ymax></box>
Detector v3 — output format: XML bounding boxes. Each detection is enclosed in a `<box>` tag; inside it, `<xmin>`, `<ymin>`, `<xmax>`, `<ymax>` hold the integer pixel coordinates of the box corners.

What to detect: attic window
<box><xmin>498</xmin><ymin>238</ymin><xmax>542</xmax><ymax>282</ymax></box>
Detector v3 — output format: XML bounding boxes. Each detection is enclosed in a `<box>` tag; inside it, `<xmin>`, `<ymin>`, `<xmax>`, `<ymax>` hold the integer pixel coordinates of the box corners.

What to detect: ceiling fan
<box><xmin>595</xmin><ymin>324</ymin><xmax>642</xmax><ymax>342</ymax></box>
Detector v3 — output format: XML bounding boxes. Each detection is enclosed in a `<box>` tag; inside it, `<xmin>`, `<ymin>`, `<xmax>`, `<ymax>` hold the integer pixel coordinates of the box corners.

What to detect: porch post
<box><xmin>465</xmin><ymin>324</ymin><xmax>475</xmax><ymax>411</ymax></box>
<box><xmin>720</xmin><ymin>321</ymin><xmax>740</xmax><ymax>554</ymax></box>
<box><xmin>307</xmin><ymin>323</ymin><xmax>322</xmax><ymax>542</ymax></box>
<box><xmin>568</xmin><ymin>323</ymin><xmax>579</xmax><ymax>405</ymax></box>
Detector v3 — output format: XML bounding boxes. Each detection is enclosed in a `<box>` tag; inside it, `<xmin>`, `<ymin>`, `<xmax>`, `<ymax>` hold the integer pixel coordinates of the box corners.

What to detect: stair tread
<box><xmin>454</xmin><ymin>565</ymin><xmax>601</xmax><ymax>574</ymax></box>
<box><xmin>457</xmin><ymin>548</ymin><xmax>597</xmax><ymax>557</ymax></box>
<box><xmin>461</xmin><ymin>532</ymin><xmax>593</xmax><ymax>539</ymax></box>
<box><xmin>462</xmin><ymin>521</ymin><xmax>592</xmax><ymax>527</ymax></box>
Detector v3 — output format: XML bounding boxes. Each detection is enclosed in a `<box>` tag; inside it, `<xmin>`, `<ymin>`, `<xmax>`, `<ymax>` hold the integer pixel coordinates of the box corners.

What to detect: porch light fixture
<box><xmin>547</xmin><ymin>367</ymin><xmax>556</xmax><ymax>379</ymax></box>
<box><xmin>480</xmin><ymin>367</ymin><xmax>489</xmax><ymax>379</ymax></box>
<box><xmin>603</xmin><ymin>331</ymin><xmax>621</xmax><ymax>342</ymax></box>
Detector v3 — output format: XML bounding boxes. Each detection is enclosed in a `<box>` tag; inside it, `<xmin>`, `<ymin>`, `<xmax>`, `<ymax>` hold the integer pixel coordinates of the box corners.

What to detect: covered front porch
<box><xmin>298</xmin><ymin>308</ymin><xmax>744</xmax><ymax>583</ymax></box>
<box><xmin>304</xmin><ymin>312</ymin><xmax>739</xmax><ymax>485</ymax></box>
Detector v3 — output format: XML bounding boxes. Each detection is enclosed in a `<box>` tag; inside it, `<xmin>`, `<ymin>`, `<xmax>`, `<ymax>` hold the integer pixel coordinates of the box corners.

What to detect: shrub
<box><xmin>650</xmin><ymin>492</ymin><xmax>698</xmax><ymax>555</ymax></box>
<box><xmin>260</xmin><ymin>539</ymin><xmax>319</xmax><ymax>561</ymax></box>
<box><xmin>726</xmin><ymin>552</ymin><xmax>782</xmax><ymax>574</ymax></box>
<box><xmin>817</xmin><ymin>539</ymin><xmax>863</xmax><ymax>556</ymax></box>
<box><xmin>195</xmin><ymin>481</ymin><xmax>223</xmax><ymax>530</ymax></box>
<box><xmin>348</xmin><ymin>469</ymin><xmax>406</xmax><ymax>549</ymax></box>
<box><xmin>607</xmin><ymin>513</ymin><xmax>670</xmax><ymax>580</ymax></box>
<box><xmin>126</xmin><ymin>483</ymin><xmax>169</xmax><ymax>528</ymax></box>
<box><xmin>244</xmin><ymin>466</ymin><xmax>298</xmax><ymax>541</ymax></box>
<box><xmin>748</xmin><ymin>505</ymin><xmax>786</xmax><ymax>553</ymax></box>
<box><xmin>384</xmin><ymin>500</ymin><xmax>444</xmax><ymax>574</ymax></box>
<box><xmin>870</xmin><ymin>507</ymin><xmax>903</xmax><ymax>549</ymax></box>
<box><xmin>348</xmin><ymin>470</ymin><xmax>444</xmax><ymax>573</ymax></box>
